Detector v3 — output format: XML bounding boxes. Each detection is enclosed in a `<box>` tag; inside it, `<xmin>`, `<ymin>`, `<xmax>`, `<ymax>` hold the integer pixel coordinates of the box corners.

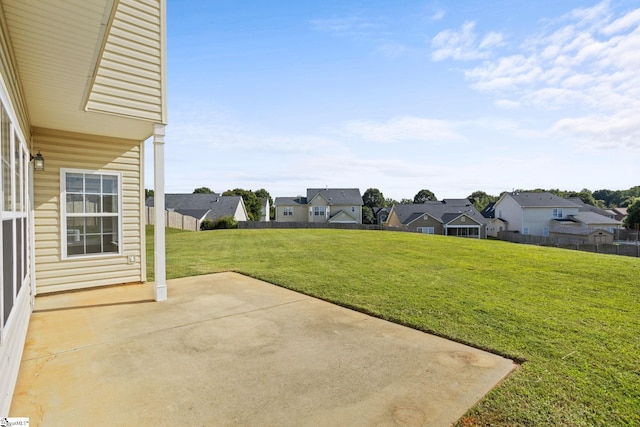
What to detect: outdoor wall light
<box><xmin>31</xmin><ymin>151</ymin><xmax>45</xmax><ymax>171</ymax></box>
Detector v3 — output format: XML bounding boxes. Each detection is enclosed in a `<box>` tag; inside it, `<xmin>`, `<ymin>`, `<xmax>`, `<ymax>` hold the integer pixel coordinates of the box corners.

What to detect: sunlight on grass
<box><xmin>147</xmin><ymin>226</ymin><xmax>640</xmax><ymax>426</ymax></box>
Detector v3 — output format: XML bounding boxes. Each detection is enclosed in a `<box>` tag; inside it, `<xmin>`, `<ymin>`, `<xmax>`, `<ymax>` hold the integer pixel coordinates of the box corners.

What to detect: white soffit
<box><xmin>2</xmin><ymin>0</ymin><xmax>164</xmax><ymax>140</ymax></box>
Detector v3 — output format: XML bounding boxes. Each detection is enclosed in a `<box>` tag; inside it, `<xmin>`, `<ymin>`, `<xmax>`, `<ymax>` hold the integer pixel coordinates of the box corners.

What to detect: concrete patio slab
<box><xmin>10</xmin><ymin>272</ymin><xmax>515</xmax><ymax>426</ymax></box>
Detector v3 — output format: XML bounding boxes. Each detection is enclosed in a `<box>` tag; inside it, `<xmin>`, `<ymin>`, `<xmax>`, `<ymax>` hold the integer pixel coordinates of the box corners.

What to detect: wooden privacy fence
<box><xmin>239</xmin><ymin>221</ymin><xmax>384</xmax><ymax>231</ymax></box>
<box><xmin>497</xmin><ymin>231</ymin><xmax>640</xmax><ymax>258</ymax></box>
<box><xmin>145</xmin><ymin>207</ymin><xmax>200</xmax><ymax>231</ymax></box>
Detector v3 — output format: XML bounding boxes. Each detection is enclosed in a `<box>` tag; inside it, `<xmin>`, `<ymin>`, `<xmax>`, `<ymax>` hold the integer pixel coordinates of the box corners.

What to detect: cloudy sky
<box><xmin>147</xmin><ymin>0</ymin><xmax>640</xmax><ymax>201</ymax></box>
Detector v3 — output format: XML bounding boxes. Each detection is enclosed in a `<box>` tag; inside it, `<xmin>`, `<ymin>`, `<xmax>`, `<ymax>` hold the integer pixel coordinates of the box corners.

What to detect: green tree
<box><xmin>624</xmin><ymin>198</ymin><xmax>640</xmax><ymax>229</ymax></box>
<box><xmin>145</xmin><ymin>189</ymin><xmax>154</xmax><ymax>200</ymax></box>
<box><xmin>385</xmin><ymin>197</ymin><xmax>399</xmax><ymax>206</ymax></box>
<box><xmin>400</xmin><ymin>198</ymin><xmax>413</xmax><ymax>204</ymax></box>
<box><xmin>223</xmin><ymin>188</ymin><xmax>261</xmax><ymax>221</ymax></box>
<box><xmin>362</xmin><ymin>206</ymin><xmax>375</xmax><ymax>224</ymax></box>
<box><xmin>255</xmin><ymin>188</ymin><xmax>274</xmax><ymax>220</ymax></box>
<box><xmin>193</xmin><ymin>187</ymin><xmax>215</xmax><ymax>194</ymax></box>
<box><xmin>413</xmin><ymin>189</ymin><xmax>437</xmax><ymax>203</ymax></box>
<box><xmin>362</xmin><ymin>188</ymin><xmax>386</xmax><ymax>208</ymax></box>
<box><xmin>467</xmin><ymin>191</ymin><xmax>497</xmax><ymax>211</ymax></box>
<box><xmin>576</xmin><ymin>188</ymin><xmax>597</xmax><ymax>206</ymax></box>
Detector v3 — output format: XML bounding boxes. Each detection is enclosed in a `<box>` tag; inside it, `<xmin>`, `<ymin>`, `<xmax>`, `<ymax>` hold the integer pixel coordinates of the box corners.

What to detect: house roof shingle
<box><xmin>307</xmin><ymin>188</ymin><xmax>363</xmax><ymax>206</ymax></box>
<box><xmin>392</xmin><ymin>199</ymin><xmax>487</xmax><ymax>226</ymax></box>
<box><xmin>273</xmin><ymin>196</ymin><xmax>307</xmax><ymax>206</ymax></box>
<box><xmin>508</xmin><ymin>192</ymin><xmax>579</xmax><ymax>208</ymax></box>
<box><xmin>146</xmin><ymin>193</ymin><xmax>244</xmax><ymax>221</ymax></box>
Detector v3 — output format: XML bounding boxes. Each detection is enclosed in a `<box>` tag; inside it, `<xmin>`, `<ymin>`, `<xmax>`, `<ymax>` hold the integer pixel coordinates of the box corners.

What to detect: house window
<box><xmin>1</xmin><ymin>101</ymin><xmax>29</xmax><ymax>329</ymax></box>
<box><xmin>553</xmin><ymin>208</ymin><xmax>563</xmax><ymax>219</ymax></box>
<box><xmin>351</xmin><ymin>207</ymin><xmax>355</xmax><ymax>212</ymax></box>
<box><xmin>543</xmin><ymin>227</ymin><xmax>549</xmax><ymax>237</ymax></box>
<box><xmin>417</xmin><ymin>227</ymin><xmax>435</xmax><ymax>234</ymax></box>
<box><xmin>314</xmin><ymin>206</ymin><xmax>325</xmax><ymax>216</ymax></box>
<box><xmin>61</xmin><ymin>170</ymin><xmax>121</xmax><ymax>258</ymax></box>
<box><xmin>1</xmin><ymin>105</ymin><xmax>10</xmax><ymax>210</ymax></box>
<box><xmin>522</xmin><ymin>227</ymin><xmax>529</xmax><ymax>235</ymax></box>
<box><xmin>283</xmin><ymin>207</ymin><xmax>293</xmax><ymax>216</ymax></box>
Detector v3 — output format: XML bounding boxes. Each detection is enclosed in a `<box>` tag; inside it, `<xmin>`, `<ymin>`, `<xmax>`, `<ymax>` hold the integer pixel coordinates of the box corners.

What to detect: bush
<box><xmin>201</xmin><ymin>216</ymin><xmax>238</xmax><ymax>230</ymax></box>
<box><xmin>200</xmin><ymin>219</ymin><xmax>215</xmax><ymax>231</ymax></box>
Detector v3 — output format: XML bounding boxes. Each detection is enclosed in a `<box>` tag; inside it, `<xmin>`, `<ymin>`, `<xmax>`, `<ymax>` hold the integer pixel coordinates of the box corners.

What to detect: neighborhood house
<box><xmin>146</xmin><ymin>193</ymin><xmax>249</xmax><ymax>223</ymax></box>
<box><xmin>490</xmin><ymin>192</ymin><xmax>622</xmax><ymax>241</ymax></box>
<box><xmin>274</xmin><ymin>188</ymin><xmax>364</xmax><ymax>224</ymax></box>
<box><xmin>386</xmin><ymin>199</ymin><xmax>488</xmax><ymax>238</ymax></box>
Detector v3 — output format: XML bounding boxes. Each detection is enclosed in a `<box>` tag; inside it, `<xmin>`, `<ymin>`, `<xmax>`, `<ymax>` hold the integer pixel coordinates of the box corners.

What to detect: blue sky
<box><xmin>147</xmin><ymin>0</ymin><xmax>640</xmax><ymax>201</ymax></box>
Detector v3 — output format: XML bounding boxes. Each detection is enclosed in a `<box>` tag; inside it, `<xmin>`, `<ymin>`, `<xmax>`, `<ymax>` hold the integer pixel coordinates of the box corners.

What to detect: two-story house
<box><xmin>274</xmin><ymin>188</ymin><xmax>363</xmax><ymax>224</ymax></box>
<box><xmin>493</xmin><ymin>192</ymin><xmax>621</xmax><ymax>237</ymax></box>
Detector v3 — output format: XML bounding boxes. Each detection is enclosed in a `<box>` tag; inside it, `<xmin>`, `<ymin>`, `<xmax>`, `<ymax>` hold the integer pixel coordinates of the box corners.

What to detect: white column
<box><xmin>153</xmin><ymin>124</ymin><xmax>167</xmax><ymax>301</ymax></box>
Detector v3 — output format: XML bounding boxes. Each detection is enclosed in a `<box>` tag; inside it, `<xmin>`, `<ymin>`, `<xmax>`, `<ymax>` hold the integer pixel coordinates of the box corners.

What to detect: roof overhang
<box><xmin>1</xmin><ymin>0</ymin><xmax>165</xmax><ymax>141</ymax></box>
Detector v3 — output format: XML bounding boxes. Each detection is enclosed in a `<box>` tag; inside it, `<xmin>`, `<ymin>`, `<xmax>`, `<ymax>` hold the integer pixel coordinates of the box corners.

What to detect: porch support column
<box><xmin>153</xmin><ymin>124</ymin><xmax>167</xmax><ymax>301</ymax></box>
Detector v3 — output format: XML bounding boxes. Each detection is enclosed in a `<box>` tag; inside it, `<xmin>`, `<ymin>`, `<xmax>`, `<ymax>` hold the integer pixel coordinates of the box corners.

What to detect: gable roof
<box><xmin>146</xmin><ymin>193</ymin><xmax>221</xmax><ymax>209</ymax></box>
<box><xmin>328</xmin><ymin>210</ymin><xmax>358</xmax><ymax>223</ymax></box>
<box><xmin>146</xmin><ymin>193</ymin><xmax>245</xmax><ymax>221</ymax></box>
<box><xmin>307</xmin><ymin>188</ymin><xmax>363</xmax><ymax>206</ymax></box>
<box><xmin>506</xmin><ymin>192</ymin><xmax>580</xmax><ymax>208</ymax></box>
<box><xmin>391</xmin><ymin>199</ymin><xmax>487</xmax><ymax>226</ymax></box>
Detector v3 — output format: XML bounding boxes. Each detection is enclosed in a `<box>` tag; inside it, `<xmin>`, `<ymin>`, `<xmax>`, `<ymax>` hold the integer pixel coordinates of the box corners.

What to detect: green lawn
<box><xmin>147</xmin><ymin>226</ymin><xmax>640</xmax><ymax>426</ymax></box>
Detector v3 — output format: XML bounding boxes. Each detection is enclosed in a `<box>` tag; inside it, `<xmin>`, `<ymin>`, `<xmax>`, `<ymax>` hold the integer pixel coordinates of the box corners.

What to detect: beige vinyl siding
<box><xmin>409</xmin><ymin>216</ymin><xmax>443</xmax><ymax>234</ymax></box>
<box><xmin>33</xmin><ymin>128</ymin><xmax>144</xmax><ymax>293</ymax></box>
<box><xmin>86</xmin><ymin>0</ymin><xmax>165</xmax><ymax>122</ymax></box>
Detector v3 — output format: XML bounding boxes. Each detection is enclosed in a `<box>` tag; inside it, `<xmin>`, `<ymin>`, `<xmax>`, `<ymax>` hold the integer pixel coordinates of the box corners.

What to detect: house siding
<box><xmin>0</xmin><ymin>10</ymin><xmax>28</xmax><ymax>141</ymax></box>
<box><xmin>33</xmin><ymin>128</ymin><xmax>144</xmax><ymax>293</ymax></box>
<box><xmin>407</xmin><ymin>216</ymin><xmax>443</xmax><ymax>234</ymax></box>
<box><xmin>275</xmin><ymin>204</ymin><xmax>305</xmax><ymax>222</ymax></box>
<box><xmin>494</xmin><ymin>195</ymin><xmax>522</xmax><ymax>233</ymax></box>
<box><xmin>86</xmin><ymin>0</ymin><xmax>166</xmax><ymax>123</ymax></box>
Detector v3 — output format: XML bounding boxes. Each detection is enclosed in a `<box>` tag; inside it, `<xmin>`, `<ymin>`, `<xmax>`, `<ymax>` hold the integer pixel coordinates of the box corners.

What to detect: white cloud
<box><xmin>430</xmin><ymin>10</ymin><xmax>445</xmax><ymax>22</ymax></box>
<box><xmin>310</xmin><ymin>16</ymin><xmax>382</xmax><ymax>36</ymax></box>
<box><xmin>602</xmin><ymin>8</ymin><xmax>640</xmax><ymax>34</ymax></box>
<box><xmin>345</xmin><ymin>116</ymin><xmax>462</xmax><ymax>143</ymax></box>
<box><xmin>552</xmin><ymin>112</ymin><xmax>640</xmax><ymax>149</ymax></box>
<box><xmin>494</xmin><ymin>99</ymin><xmax>520</xmax><ymax>109</ymax></box>
<box><xmin>431</xmin><ymin>21</ymin><xmax>503</xmax><ymax>61</ymax></box>
<box><xmin>376</xmin><ymin>42</ymin><xmax>410</xmax><ymax>58</ymax></box>
<box><xmin>442</xmin><ymin>1</ymin><xmax>640</xmax><ymax>150</ymax></box>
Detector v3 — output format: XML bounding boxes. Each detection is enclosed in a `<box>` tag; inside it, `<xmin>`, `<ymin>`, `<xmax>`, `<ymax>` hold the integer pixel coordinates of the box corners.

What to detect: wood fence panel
<box><xmin>145</xmin><ymin>207</ymin><xmax>200</xmax><ymax>231</ymax></box>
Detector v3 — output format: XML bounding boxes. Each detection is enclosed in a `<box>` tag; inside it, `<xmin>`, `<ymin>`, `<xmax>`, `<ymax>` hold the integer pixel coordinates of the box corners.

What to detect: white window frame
<box><xmin>60</xmin><ymin>168</ymin><xmax>123</xmax><ymax>259</ymax></box>
<box><xmin>552</xmin><ymin>208</ymin><xmax>563</xmax><ymax>219</ymax></box>
<box><xmin>417</xmin><ymin>227</ymin><xmax>435</xmax><ymax>234</ymax></box>
<box><xmin>0</xmin><ymin>85</ymin><xmax>30</xmax><ymax>339</ymax></box>
<box><xmin>283</xmin><ymin>207</ymin><xmax>293</xmax><ymax>216</ymax></box>
<box><xmin>314</xmin><ymin>206</ymin><xmax>325</xmax><ymax>216</ymax></box>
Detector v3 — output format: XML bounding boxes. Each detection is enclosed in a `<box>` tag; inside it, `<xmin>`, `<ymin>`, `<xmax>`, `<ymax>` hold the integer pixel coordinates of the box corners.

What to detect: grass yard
<box><xmin>147</xmin><ymin>226</ymin><xmax>640</xmax><ymax>426</ymax></box>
